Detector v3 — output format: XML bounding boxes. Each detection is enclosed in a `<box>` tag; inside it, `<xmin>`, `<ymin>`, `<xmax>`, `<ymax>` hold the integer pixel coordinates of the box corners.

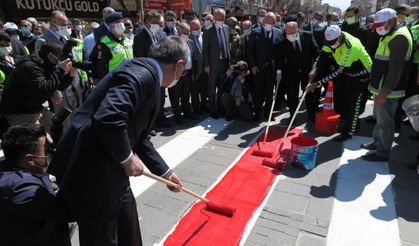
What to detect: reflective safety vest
<box><xmin>100</xmin><ymin>35</ymin><xmax>133</xmax><ymax>72</ymax></box>
<box><xmin>369</xmin><ymin>26</ymin><xmax>413</xmax><ymax>98</ymax></box>
<box><xmin>71</xmin><ymin>38</ymin><xmax>88</xmax><ymax>82</ymax></box>
<box><xmin>322</xmin><ymin>32</ymin><xmax>372</xmax><ymax>72</ymax></box>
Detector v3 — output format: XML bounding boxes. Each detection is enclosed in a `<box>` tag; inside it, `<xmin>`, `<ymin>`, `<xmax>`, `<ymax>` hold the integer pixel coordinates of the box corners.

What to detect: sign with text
<box><xmin>4</xmin><ymin>0</ymin><xmax>108</xmax><ymax>19</ymax></box>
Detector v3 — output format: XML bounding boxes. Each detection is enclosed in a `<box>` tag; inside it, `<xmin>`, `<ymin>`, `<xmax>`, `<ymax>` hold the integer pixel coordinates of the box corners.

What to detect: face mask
<box><xmin>311</xmin><ymin>19</ymin><xmax>319</xmax><ymax>26</ymax></box>
<box><xmin>150</xmin><ymin>24</ymin><xmax>159</xmax><ymax>34</ymax></box>
<box><xmin>406</xmin><ymin>16</ymin><xmax>415</xmax><ymax>23</ymax></box>
<box><xmin>215</xmin><ymin>21</ymin><xmax>224</xmax><ymax>28</ymax></box>
<box><xmin>264</xmin><ymin>24</ymin><xmax>273</xmax><ymax>32</ymax></box>
<box><xmin>330</xmin><ymin>40</ymin><xmax>340</xmax><ymax>49</ymax></box>
<box><xmin>286</xmin><ymin>33</ymin><xmax>298</xmax><ymax>42</ymax></box>
<box><xmin>330</xmin><ymin>21</ymin><xmax>338</xmax><ymax>26</ymax></box>
<box><xmin>192</xmin><ymin>30</ymin><xmax>200</xmax><ymax>36</ymax></box>
<box><xmin>181</xmin><ymin>34</ymin><xmax>189</xmax><ymax>41</ymax></box>
<box><xmin>75</xmin><ymin>24</ymin><xmax>83</xmax><ymax>31</ymax></box>
<box><xmin>345</xmin><ymin>16</ymin><xmax>356</xmax><ymax>25</ymax></box>
<box><xmin>158</xmin><ymin>26</ymin><xmax>164</xmax><ymax>33</ymax></box>
<box><xmin>21</xmin><ymin>27</ymin><xmax>32</xmax><ymax>37</ymax></box>
<box><xmin>112</xmin><ymin>22</ymin><xmax>125</xmax><ymax>35</ymax></box>
<box><xmin>11</xmin><ymin>35</ymin><xmax>19</xmax><ymax>40</ymax></box>
<box><xmin>243</xmin><ymin>29</ymin><xmax>251</xmax><ymax>36</ymax></box>
<box><xmin>166</xmin><ymin>21</ymin><xmax>175</xmax><ymax>28</ymax></box>
<box><xmin>376</xmin><ymin>26</ymin><xmax>389</xmax><ymax>36</ymax></box>
<box><xmin>258</xmin><ymin>16</ymin><xmax>265</xmax><ymax>23</ymax></box>
<box><xmin>57</xmin><ymin>25</ymin><xmax>71</xmax><ymax>38</ymax></box>
<box><xmin>204</xmin><ymin>20</ymin><xmax>212</xmax><ymax>29</ymax></box>
<box><xmin>0</xmin><ymin>46</ymin><xmax>12</xmax><ymax>56</ymax></box>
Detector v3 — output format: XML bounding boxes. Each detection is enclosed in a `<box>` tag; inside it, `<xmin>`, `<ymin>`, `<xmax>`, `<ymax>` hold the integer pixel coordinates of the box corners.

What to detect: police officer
<box><xmin>307</xmin><ymin>25</ymin><xmax>372</xmax><ymax>141</ymax></box>
<box><xmin>90</xmin><ymin>12</ymin><xmax>133</xmax><ymax>83</ymax></box>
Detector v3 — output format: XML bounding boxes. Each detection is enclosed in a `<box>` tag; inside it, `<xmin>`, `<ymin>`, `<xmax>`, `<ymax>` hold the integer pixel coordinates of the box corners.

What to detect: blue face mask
<box><xmin>21</xmin><ymin>27</ymin><xmax>32</xmax><ymax>37</ymax></box>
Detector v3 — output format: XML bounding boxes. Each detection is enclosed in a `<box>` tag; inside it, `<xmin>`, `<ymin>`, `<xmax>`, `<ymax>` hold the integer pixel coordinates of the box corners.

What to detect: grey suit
<box><xmin>203</xmin><ymin>24</ymin><xmax>230</xmax><ymax>115</ymax></box>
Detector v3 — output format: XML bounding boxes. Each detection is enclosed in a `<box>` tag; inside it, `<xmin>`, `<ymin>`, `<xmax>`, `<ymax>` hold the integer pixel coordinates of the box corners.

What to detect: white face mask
<box><xmin>376</xmin><ymin>26</ymin><xmax>389</xmax><ymax>36</ymax></box>
<box><xmin>150</xmin><ymin>24</ymin><xmax>159</xmax><ymax>34</ymax></box>
<box><xmin>345</xmin><ymin>16</ymin><xmax>357</xmax><ymax>25</ymax></box>
<box><xmin>258</xmin><ymin>16</ymin><xmax>265</xmax><ymax>24</ymax></box>
<box><xmin>243</xmin><ymin>28</ymin><xmax>251</xmax><ymax>36</ymax></box>
<box><xmin>166</xmin><ymin>21</ymin><xmax>175</xmax><ymax>28</ymax></box>
<box><xmin>112</xmin><ymin>22</ymin><xmax>125</xmax><ymax>35</ymax></box>
<box><xmin>192</xmin><ymin>30</ymin><xmax>200</xmax><ymax>36</ymax></box>
<box><xmin>181</xmin><ymin>34</ymin><xmax>189</xmax><ymax>41</ymax></box>
<box><xmin>311</xmin><ymin>19</ymin><xmax>319</xmax><ymax>25</ymax></box>
<box><xmin>204</xmin><ymin>20</ymin><xmax>212</xmax><ymax>29</ymax></box>
<box><xmin>75</xmin><ymin>24</ymin><xmax>83</xmax><ymax>31</ymax></box>
<box><xmin>0</xmin><ymin>45</ymin><xmax>12</xmax><ymax>56</ymax></box>
<box><xmin>286</xmin><ymin>33</ymin><xmax>298</xmax><ymax>42</ymax></box>
<box><xmin>57</xmin><ymin>25</ymin><xmax>71</xmax><ymax>38</ymax></box>
<box><xmin>264</xmin><ymin>24</ymin><xmax>273</xmax><ymax>32</ymax></box>
<box><xmin>330</xmin><ymin>40</ymin><xmax>340</xmax><ymax>49</ymax></box>
<box><xmin>215</xmin><ymin>21</ymin><xmax>224</xmax><ymax>28</ymax></box>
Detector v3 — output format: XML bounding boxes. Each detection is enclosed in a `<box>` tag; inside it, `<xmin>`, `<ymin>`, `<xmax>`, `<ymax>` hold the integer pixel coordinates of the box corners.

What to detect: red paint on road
<box><xmin>164</xmin><ymin>126</ymin><xmax>302</xmax><ymax>246</ymax></box>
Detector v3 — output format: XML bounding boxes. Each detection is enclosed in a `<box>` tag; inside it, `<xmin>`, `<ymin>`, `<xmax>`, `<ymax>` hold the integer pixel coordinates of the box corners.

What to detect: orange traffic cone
<box><xmin>315</xmin><ymin>81</ymin><xmax>340</xmax><ymax>135</ymax></box>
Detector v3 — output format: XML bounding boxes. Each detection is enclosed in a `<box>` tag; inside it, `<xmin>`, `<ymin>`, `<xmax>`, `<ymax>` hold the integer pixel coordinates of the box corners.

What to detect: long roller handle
<box><xmin>142</xmin><ymin>170</ymin><xmax>210</xmax><ymax>203</ymax></box>
<box><xmin>264</xmin><ymin>79</ymin><xmax>281</xmax><ymax>142</ymax></box>
<box><xmin>283</xmin><ymin>89</ymin><xmax>308</xmax><ymax>140</ymax></box>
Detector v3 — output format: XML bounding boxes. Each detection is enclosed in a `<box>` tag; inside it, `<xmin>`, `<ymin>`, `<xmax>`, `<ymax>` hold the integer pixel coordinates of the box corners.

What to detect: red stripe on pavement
<box><xmin>164</xmin><ymin>126</ymin><xmax>303</xmax><ymax>245</ymax></box>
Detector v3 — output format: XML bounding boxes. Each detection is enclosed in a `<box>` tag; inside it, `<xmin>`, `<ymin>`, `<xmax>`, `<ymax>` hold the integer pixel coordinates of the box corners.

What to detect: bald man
<box><xmin>277</xmin><ymin>21</ymin><xmax>319</xmax><ymax>122</ymax></box>
<box><xmin>203</xmin><ymin>8</ymin><xmax>230</xmax><ymax>118</ymax></box>
<box><xmin>35</xmin><ymin>10</ymin><xmax>70</xmax><ymax>49</ymax></box>
<box><xmin>248</xmin><ymin>12</ymin><xmax>283</xmax><ymax>121</ymax></box>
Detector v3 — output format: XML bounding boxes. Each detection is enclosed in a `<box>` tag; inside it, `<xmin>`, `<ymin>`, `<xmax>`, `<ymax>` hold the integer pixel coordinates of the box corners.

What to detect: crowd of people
<box><xmin>0</xmin><ymin>3</ymin><xmax>418</xmax><ymax>246</ymax></box>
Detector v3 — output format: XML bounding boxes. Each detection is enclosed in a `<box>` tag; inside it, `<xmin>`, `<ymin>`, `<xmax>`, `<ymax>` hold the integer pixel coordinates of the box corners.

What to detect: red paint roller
<box><xmin>142</xmin><ymin>170</ymin><xmax>236</xmax><ymax>217</ymax></box>
<box><xmin>252</xmin><ymin>78</ymin><xmax>281</xmax><ymax>158</ymax></box>
<box><xmin>263</xmin><ymin>90</ymin><xmax>309</xmax><ymax>168</ymax></box>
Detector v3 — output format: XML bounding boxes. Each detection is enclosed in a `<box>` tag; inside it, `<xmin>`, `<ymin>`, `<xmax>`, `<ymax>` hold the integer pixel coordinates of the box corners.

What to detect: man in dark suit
<box><xmin>277</xmin><ymin>21</ymin><xmax>319</xmax><ymax>122</ymax></box>
<box><xmin>203</xmin><ymin>8</ymin><xmax>230</xmax><ymax>118</ymax></box>
<box><xmin>93</xmin><ymin>7</ymin><xmax>115</xmax><ymax>43</ymax></box>
<box><xmin>189</xmin><ymin>18</ymin><xmax>207</xmax><ymax>114</ymax></box>
<box><xmin>163</xmin><ymin>10</ymin><xmax>178</xmax><ymax>36</ymax></box>
<box><xmin>35</xmin><ymin>10</ymin><xmax>71</xmax><ymax>49</ymax></box>
<box><xmin>0</xmin><ymin>124</ymin><xmax>72</xmax><ymax>246</ymax></box>
<box><xmin>248</xmin><ymin>12</ymin><xmax>283</xmax><ymax>121</ymax></box>
<box><xmin>240</xmin><ymin>20</ymin><xmax>252</xmax><ymax>64</ymax></box>
<box><xmin>48</xmin><ymin>36</ymin><xmax>187</xmax><ymax>246</ymax></box>
<box><xmin>134</xmin><ymin>10</ymin><xmax>172</xmax><ymax>128</ymax></box>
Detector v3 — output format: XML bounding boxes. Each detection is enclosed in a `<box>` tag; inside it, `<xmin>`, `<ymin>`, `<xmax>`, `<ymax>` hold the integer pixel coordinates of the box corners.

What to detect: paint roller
<box><xmin>142</xmin><ymin>170</ymin><xmax>236</xmax><ymax>217</ymax></box>
<box><xmin>252</xmin><ymin>75</ymin><xmax>282</xmax><ymax>158</ymax></box>
<box><xmin>262</xmin><ymin>89</ymin><xmax>309</xmax><ymax>168</ymax></box>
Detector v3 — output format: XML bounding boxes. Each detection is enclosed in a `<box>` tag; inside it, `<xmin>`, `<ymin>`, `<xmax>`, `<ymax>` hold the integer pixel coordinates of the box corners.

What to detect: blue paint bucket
<box><xmin>291</xmin><ymin>136</ymin><xmax>318</xmax><ymax>170</ymax></box>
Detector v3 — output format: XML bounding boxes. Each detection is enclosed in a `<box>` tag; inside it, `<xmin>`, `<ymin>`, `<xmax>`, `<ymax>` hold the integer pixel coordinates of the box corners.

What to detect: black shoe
<box><xmin>155</xmin><ymin>119</ymin><xmax>172</xmax><ymax>128</ymax></box>
<box><xmin>174</xmin><ymin>115</ymin><xmax>183</xmax><ymax>125</ymax></box>
<box><xmin>361</xmin><ymin>153</ymin><xmax>388</xmax><ymax>162</ymax></box>
<box><xmin>225</xmin><ymin>115</ymin><xmax>233</xmax><ymax>121</ymax></box>
<box><xmin>148</xmin><ymin>129</ymin><xmax>157</xmax><ymax>136</ymax></box>
<box><xmin>210</xmin><ymin>111</ymin><xmax>219</xmax><ymax>119</ymax></box>
<box><xmin>334</xmin><ymin>133</ymin><xmax>352</xmax><ymax>142</ymax></box>
<box><xmin>184</xmin><ymin>113</ymin><xmax>199</xmax><ymax>120</ymax></box>
<box><xmin>365</xmin><ymin>117</ymin><xmax>377</xmax><ymax>124</ymax></box>
<box><xmin>409</xmin><ymin>133</ymin><xmax>419</xmax><ymax>141</ymax></box>
<box><xmin>360</xmin><ymin>143</ymin><xmax>377</xmax><ymax>150</ymax></box>
<box><xmin>407</xmin><ymin>163</ymin><xmax>419</xmax><ymax>170</ymax></box>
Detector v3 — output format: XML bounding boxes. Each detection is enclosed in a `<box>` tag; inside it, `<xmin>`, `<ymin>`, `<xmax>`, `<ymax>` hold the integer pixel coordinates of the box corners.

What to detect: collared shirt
<box><xmin>83</xmin><ymin>33</ymin><xmax>95</xmax><ymax>57</ymax></box>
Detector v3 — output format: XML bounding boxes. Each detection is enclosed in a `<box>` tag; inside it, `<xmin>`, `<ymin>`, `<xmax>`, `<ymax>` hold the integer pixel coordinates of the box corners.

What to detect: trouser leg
<box><xmin>372</xmin><ymin>98</ymin><xmax>399</xmax><ymax>157</ymax></box>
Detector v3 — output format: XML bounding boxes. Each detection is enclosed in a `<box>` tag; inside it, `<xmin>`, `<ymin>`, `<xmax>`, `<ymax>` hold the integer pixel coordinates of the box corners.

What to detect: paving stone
<box><xmin>264</xmin><ymin>205</ymin><xmax>291</xmax><ymax>218</ymax></box>
<box><xmin>290</xmin><ymin>212</ymin><xmax>305</xmax><ymax>222</ymax></box>
<box><xmin>275</xmin><ymin>181</ymin><xmax>311</xmax><ymax>197</ymax></box>
<box><xmin>267</xmin><ymin>191</ymin><xmax>309</xmax><ymax>215</ymax></box>
<box><xmin>260</xmin><ymin>210</ymin><xmax>291</xmax><ymax>225</ymax></box>
<box><xmin>247</xmin><ymin>232</ymin><xmax>268</xmax><ymax>245</ymax></box>
<box><xmin>313</xmin><ymin>226</ymin><xmax>328</xmax><ymax>237</ymax></box>
<box><xmin>296</xmin><ymin>232</ymin><xmax>326</xmax><ymax>246</ymax></box>
<box><xmin>298</xmin><ymin>222</ymin><xmax>316</xmax><ymax>233</ymax></box>
<box><xmin>401</xmin><ymin>241</ymin><xmax>419</xmax><ymax>246</ymax></box>
<box><xmin>305</xmin><ymin>197</ymin><xmax>333</xmax><ymax>221</ymax></box>
<box><xmin>398</xmin><ymin>214</ymin><xmax>419</xmax><ymax>245</ymax></box>
<box><xmin>258</xmin><ymin>217</ymin><xmax>288</xmax><ymax>232</ymax></box>
<box><xmin>284</xmin><ymin>225</ymin><xmax>300</xmax><ymax>237</ymax></box>
<box><xmin>244</xmin><ymin>241</ymin><xmax>264</xmax><ymax>246</ymax></box>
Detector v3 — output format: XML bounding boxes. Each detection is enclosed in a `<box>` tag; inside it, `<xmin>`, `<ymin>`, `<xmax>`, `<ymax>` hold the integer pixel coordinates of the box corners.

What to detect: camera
<box><xmin>231</xmin><ymin>61</ymin><xmax>248</xmax><ymax>77</ymax></box>
<box><xmin>62</xmin><ymin>39</ymin><xmax>92</xmax><ymax>70</ymax></box>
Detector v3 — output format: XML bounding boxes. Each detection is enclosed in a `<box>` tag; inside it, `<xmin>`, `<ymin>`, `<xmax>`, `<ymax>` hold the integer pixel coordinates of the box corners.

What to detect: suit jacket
<box><xmin>240</xmin><ymin>34</ymin><xmax>251</xmax><ymax>63</ymax></box>
<box><xmin>163</xmin><ymin>26</ymin><xmax>178</xmax><ymax>36</ymax></box>
<box><xmin>203</xmin><ymin>24</ymin><xmax>230</xmax><ymax>68</ymax></box>
<box><xmin>48</xmin><ymin>58</ymin><xmax>170</xmax><ymax>216</ymax></box>
<box><xmin>248</xmin><ymin>26</ymin><xmax>283</xmax><ymax>71</ymax></box>
<box><xmin>189</xmin><ymin>33</ymin><xmax>204</xmax><ymax>76</ymax></box>
<box><xmin>278</xmin><ymin>32</ymin><xmax>318</xmax><ymax>77</ymax></box>
<box><xmin>133</xmin><ymin>28</ymin><xmax>156</xmax><ymax>58</ymax></box>
<box><xmin>93</xmin><ymin>23</ymin><xmax>110</xmax><ymax>43</ymax></box>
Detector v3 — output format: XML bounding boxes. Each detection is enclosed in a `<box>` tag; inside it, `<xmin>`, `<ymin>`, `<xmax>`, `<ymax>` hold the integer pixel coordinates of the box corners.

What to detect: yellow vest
<box><xmin>100</xmin><ymin>35</ymin><xmax>133</xmax><ymax>72</ymax></box>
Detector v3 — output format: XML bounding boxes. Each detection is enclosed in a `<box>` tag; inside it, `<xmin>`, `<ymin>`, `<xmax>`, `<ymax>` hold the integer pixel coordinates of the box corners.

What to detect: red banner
<box><xmin>144</xmin><ymin>0</ymin><xmax>191</xmax><ymax>11</ymax></box>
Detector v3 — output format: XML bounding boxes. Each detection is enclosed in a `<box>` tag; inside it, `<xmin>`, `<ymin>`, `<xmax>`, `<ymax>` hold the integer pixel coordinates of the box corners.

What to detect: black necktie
<box><xmin>218</xmin><ymin>27</ymin><xmax>227</xmax><ymax>59</ymax></box>
<box><xmin>266</xmin><ymin>31</ymin><xmax>270</xmax><ymax>39</ymax></box>
<box><xmin>295</xmin><ymin>40</ymin><xmax>301</xmax><ymax>53</ymax></box>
